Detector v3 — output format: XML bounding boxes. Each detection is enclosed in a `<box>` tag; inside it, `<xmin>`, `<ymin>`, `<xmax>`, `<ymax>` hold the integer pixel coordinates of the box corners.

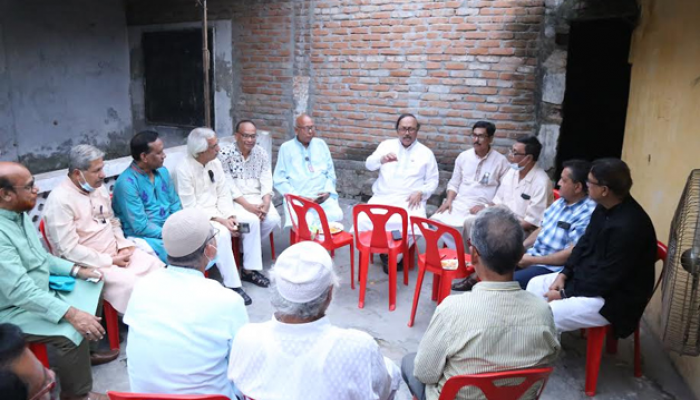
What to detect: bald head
<box><xmin>0</xmin><ymin>162</ymin><xmax>38</xmax><ymax>213</ymax></box>
<box><xmin>294</xmin><ymin>114</ymin><xmax>316</xmax><ymax>147</ymax></box>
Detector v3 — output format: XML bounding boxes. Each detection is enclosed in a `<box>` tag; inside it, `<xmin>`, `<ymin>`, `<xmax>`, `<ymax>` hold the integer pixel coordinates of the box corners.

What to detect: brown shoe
<box><xmin>90</xmin><ymin>349</ymin><xmax>119</xmax><ymax>366</ymax></box>
<box><xmin>452</xmin><ymin>276</ymin><xmax>478</xmax><ymax>292</ymax></box>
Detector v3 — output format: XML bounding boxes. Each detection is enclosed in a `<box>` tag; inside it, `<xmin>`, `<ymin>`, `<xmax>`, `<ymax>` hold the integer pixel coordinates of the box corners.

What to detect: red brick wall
<box><xmin>126</xmin><ymin>0</ymin><xmax>544</xmax><ymax>169</ymax></box>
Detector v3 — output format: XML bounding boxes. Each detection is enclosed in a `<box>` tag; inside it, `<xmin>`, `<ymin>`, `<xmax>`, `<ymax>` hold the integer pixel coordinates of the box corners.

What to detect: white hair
<box><xmin>68</xmin><ymin>144</ymin><xmax>104</xmax><ymax>173</ymax></box>
<box><xmin>269</xmin><ymin>269</ymin><xmax>340</xmax><ymax>320</ymax></box>
<box><xmin>187</xmin><ymin>127</ymin><xmax>217</xmax><ymax>158</ymax></box>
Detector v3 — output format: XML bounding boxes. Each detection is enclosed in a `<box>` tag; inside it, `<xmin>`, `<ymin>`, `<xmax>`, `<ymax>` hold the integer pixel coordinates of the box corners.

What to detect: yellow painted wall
<box><xmin>622</xmin><ymin>0</ymin><xmax>700</xmax><ymax>396</ymax></box>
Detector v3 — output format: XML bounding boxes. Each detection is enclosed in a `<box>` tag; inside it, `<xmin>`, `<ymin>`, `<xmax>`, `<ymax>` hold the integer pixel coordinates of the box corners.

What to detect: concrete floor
<box><xmin>91</xmin><ymin>199</ymin><xmax>696</xmax><ymax>400</ymax></box>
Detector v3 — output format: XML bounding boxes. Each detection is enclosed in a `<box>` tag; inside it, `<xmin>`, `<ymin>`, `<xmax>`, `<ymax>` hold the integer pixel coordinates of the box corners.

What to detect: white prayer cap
<box><xmin>272</xmin><ymin>241</ymin><xmax>335</xmax><ymax>303</ymax></box>
<box><xmin>163</xmin><ymin>209</ymin><xmax>212</xmax><ymax>258</ymax></box>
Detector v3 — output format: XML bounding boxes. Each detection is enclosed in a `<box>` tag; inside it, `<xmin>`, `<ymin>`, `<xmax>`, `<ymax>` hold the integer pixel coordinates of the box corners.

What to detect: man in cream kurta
<box><xmin>219</xmin><ymin>120</ymin><xmax>280</xmax><ymax>277</ymax></box>
<box><xmin>43</xmin><ymin>148</ymin><xmax>164</xmax><ymax>314</ymax></box>
<box><xmin>358</xmin><ymin>114</ymin><xmax>439</xmax><ymax>233</ymax></box>
<box><xmin>0</xmin><ymin>161</ymin><xmax>106</xmax><ymax>400</ymax></box>
<box><xmin>175</xmin><ymin>127</ymin><xmax>252</xmax><ymax>305</ymax></box>
<box><xmin>431</xmin><ymin>121</ymin><xmax>509</xmax><ymax>248</ymax></box>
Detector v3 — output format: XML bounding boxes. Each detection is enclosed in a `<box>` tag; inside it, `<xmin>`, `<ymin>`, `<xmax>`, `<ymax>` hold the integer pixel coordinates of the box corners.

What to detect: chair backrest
<box><xmin>107</xmin><ymin>392</ymin><xmax>229</xmax><ymax>400</ymax></box>
<box><xmin>411</xmin><ymin>216</ymin><xmax>469</xmax><ymax>274</ymax></box>
<box><xmin>656</xmin><ymin>241</ymin><xmax>668</xmax><ymax>262</ymax></box>
<box><xmin>552</xmin><ymin>189</ymin><xmax>560</xmax><ymax>201</ymax></box>
<box><xmin>39</xmin><ymin>219</ymin><xmax>53</xmax><ymax>254</ymax></box>
<box><xmin>438</xmin><ymin>367</ymin><xmax>554</xmax><ymax>400</ymax></box>
<box><xmin>352</xmin><ymin>204</ymin><xmax>408</xmax><ymax>249</ymax></box>
<box><xmin>284</xmin><ymin>193</ymin><xmax>332</xmax><ymax>245</ymax></box>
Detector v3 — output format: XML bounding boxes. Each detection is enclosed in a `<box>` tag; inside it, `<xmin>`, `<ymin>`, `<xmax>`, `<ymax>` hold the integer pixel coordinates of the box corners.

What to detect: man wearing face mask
<box><xmin>430</xmin><ymin>121</ymin><xmax>509</xmax><ymax>248</ymax></box>
<box><xmin>125</xmin><ymin>209</ymin><xmax>249</xmax><ymax>398</ymax></box>
<box><xmin>43</xmin><ymin>145</ymin><xmax>164</xmax><ymax>314</ymax></box>
<box><xmin>452</xmin><ymin>136</ymin><xmax>552</xmax><ymax>291</ymax></box>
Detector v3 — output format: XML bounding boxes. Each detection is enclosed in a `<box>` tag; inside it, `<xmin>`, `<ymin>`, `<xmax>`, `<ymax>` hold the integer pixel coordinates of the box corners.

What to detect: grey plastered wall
<box><xmin>0</xmin><ymin>0</ymin><xmax>133</xmax><ymax>173</ymax></box>
<box><xmin>127</xmin><ymin>20</ymin><xmax>234</xmax><ymax>146</ymax></box>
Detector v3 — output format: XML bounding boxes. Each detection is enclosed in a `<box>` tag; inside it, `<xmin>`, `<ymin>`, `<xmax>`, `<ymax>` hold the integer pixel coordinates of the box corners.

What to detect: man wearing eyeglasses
<box><xmin>175</xmin><ymin>127</ymin><xmax>251</xmax><ymax>305</ymax></box>
<box><xmin>273</xmin><ymin>114</ymin><xmax>343</xmax><ymax>228</ymax></box>
<box><xmin>430</xmin><ymin>121</ymin><xmax>509</xmax><ymax>248</ymax></box>
<box><xmin>0</xmin><ymin>163</ymin><xmax>110</xmax><ymax>400</ymax></box>
<box><xmin>360</xmin><ymin>113</ymin><xmax>439</xmax><ymax>271</ymax></box>
<box><xmin>452</xmin><ymin>135</ymin><xmax>552</xmax><ymax>291</ymax></box>
<box><xmin>218</xmin><ymin>120</ymin><xmax>281</xmax><ymax>288</ymax></box>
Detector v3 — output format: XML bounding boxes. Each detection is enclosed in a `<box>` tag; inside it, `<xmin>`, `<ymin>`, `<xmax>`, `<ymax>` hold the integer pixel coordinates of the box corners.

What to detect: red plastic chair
<box><xmin>408</xmin><ymin>217</ymin><xmax>474</xmax><ymax>327</ymax></box>
<box><xmin>107</xmin><ymin>392</ymin><xmax>229</xmax><ymax>400</ymax></box>
<box><xmin>28</xmin><ymin>342</ymin><xmax>50</xmax><ymax>368</ymax></box>
<box><xmin>428</xmin><ymin>367</ymin><xmax>554</xmax><ymax>400</ymax></box>
<box><xmin>39</xmin><ymin>219</ymin><xmax>121</xmax><ymax>351</ymax></box>
<box><xmin>582</xmin><ymin>241</ymin><xmax>667</xmax><ymax>396</ymax></box>
<box><xmin>353</xmin><ymin>204</ymin><xmax>415</xmax><ymax>311</ymax></box>
<box><xmin>232</xmin><ymin>232</ymin><xmax>276</xmax><ymax>269</ymax></box>
<box><xmin>284</xmin><ymin>194</ymin><xmax>354</xmax><ymax>284</ymax></box>
<box><xmin>552</xmin><ymin>188</ymin><xmax>560</xmax><ymax>200</ymax></box>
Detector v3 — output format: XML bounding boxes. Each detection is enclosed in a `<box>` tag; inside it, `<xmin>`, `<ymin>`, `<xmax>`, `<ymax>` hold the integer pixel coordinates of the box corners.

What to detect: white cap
<box><xmin>163</xmin><ymin>209</ymin><xmax>212</xmax><ymax>258</ymax></box>
<box><xmin>272</xmin><ymin>241</ymin><xmax>335</xmax><ymax>303</ymax></box>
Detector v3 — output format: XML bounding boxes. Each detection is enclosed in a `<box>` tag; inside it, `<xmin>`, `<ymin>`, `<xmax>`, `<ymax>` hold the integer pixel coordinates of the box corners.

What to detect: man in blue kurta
<box><xmin>113</xmin><ymin>131</ymin><xmax>182</xmax><ymax>263</ymax></box>
<box><xmin>273</xmin><ymin>114</ymin><xmax>343</xmax><ymax>228</ymax></box>
<box><xmin>0</xmin><ymin>161</ymin><xmax>110</xmax><ymax>400</ymax></box>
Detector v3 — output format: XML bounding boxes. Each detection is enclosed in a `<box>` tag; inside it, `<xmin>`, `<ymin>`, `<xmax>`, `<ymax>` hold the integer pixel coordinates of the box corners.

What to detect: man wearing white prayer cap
<box><xmin>228</xmin><ymin>241</ymin><xmax>401</xmax><ymax>400</ymax></box>
<box><xmin>125</xmin><ymin>209</ymin><xmax>249</xmax><ymax>398</ymax></box>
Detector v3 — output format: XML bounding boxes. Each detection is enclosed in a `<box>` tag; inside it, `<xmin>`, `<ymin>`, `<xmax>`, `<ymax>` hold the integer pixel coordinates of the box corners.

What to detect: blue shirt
<box><xmin>112</xmin><ymin>163</ymin><xmax>182</xmax><ymax>262</ymax></box>
<box><xmin>527</xmin><ymin>196</ymin><xmax>596</xmax><ymax>272</ymax></box>
<box><xmin>273</xmin><ymin>137</ymin><xmax>338</xmax><ymax>198</ymax></box>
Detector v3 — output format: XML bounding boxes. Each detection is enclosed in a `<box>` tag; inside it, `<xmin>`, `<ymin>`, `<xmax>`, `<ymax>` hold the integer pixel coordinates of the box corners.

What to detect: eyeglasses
<box><xmin>29</xmin><ymin>368</ymin><xmax>57</xmax><ymax>400</ymax></box>
<box><xmin>398</xmin><ymin>127</ymin><xmax>418</xmax><ymax>134</ymax></box>
<box><xmin>586</xmin><ymin>179</ymin><xmax>604</xmax><ymax>187</ymax></box>
<box><xmin>471</xmin><ymin>133</ymin><xmax>489</xmax><ymax>140</ymax></box>
<box><xmin>467</xmin><ymin>238</ymin><xmax>480</xmax><ymax>254</ymax></box>
<box><xmin>296</xmin><ymin>126</ymin><xmax>315</xmax><ymax>132</ymax></box>
<box><xmin>13</xmin><ymin>179</ymin><xmax>36</xmax><ymax>191</ymax></box>
<box><xmin>508</xmin><ymin>149</ymin><xmax>527</xmax><ymax>157</ymax></box>
<box><xmin>238</xmin><ymin>133</ymin><xmax>257</xmax><ymax>140</ymax></box>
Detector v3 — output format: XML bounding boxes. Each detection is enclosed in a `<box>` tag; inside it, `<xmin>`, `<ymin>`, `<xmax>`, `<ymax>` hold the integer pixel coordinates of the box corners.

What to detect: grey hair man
<box><xmin>229</xmin><ymin>241</ymin><xmax>401</xmax><ymax>400</ymax></box>
<box><xmin>43</xmin><ymin>144</ymin><xmax>164</xmax><ymax>314</ymax></box>
<box><xmin>125</xmin><ymin>208</ymin><xmax>248</xmax><ymax>398</ymax></box>
<box><xmin>402</xmin><ymin>207</ymin><xmax>560</xmax><ymax>400</ymax></box>
<box><xmin>175</xmin><ymin>127</ymin><xmax>251</xmax><ymax>305</ymax></box>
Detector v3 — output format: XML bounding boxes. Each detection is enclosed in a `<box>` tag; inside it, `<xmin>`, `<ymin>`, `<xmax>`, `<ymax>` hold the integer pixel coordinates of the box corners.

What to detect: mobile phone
<box><xmin>391</xmin><ymin>230</ymin><xmax>402</xmax><ymax>241</ymax></box>
<box><xmin>239</xmin><ymin>222</ymin><xmax>251</xmax><ymax>234</ymax></box>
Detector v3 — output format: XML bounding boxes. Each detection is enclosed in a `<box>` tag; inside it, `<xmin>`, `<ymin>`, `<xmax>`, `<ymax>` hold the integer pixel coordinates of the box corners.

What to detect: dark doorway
<box><xmin>555</xmin><ymin>18</ymin><xmax>634</xmax><ymax>177</ymax></box>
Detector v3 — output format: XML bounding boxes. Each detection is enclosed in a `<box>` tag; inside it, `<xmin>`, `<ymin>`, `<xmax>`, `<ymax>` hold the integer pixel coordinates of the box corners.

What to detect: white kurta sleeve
<box><xmin>421</xmin><ymin>151</ymin><xmax>439</xmax><ymax>199</ymax></box>
<box><xmin>365</xmin><ymin>141</ymin><xmax>388</xmax><ymax>171</ymax></box>
<box><xmin>446</xmin><ymin>153</ymin><xmax>465</xmax><ymax>194</ymax></box>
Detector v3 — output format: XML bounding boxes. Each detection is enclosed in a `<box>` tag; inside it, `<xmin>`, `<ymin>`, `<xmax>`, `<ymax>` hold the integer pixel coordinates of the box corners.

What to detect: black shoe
<box><xmin>451</xmin><ymin>276</ymin><xmax>478</xmax><ymax>291</ymax></box>
<box><xmin>241</xmin><ymin>270</ymin><xmax>270</xmax><ymax>288</ymax></box>
<box><xmin>232</xmin><ymin>287</ymin><xmax>252</xmax><ymax>306</ymax></box>
<box><xmin>382</xmin><ymin>259</ymin><xmax>404</xmax><ymax>275</ymax></box>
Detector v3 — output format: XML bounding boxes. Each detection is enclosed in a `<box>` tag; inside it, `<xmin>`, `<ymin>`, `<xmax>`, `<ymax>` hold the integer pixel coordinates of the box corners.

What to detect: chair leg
<box><xmin>388</xmin><ymin>252</ymin><xmax>398</xmax><ymax>311</ymax></box>
<box><xmin>431</xmin><ymin>274</ymin><xmax>441</xmax><ymax>302</ymax></box>
<box><xmin>585</xmin><ymin>326</ymin><xmax>607</xmax><ymax>396</ymax></box>
<box><xmin>269</xmin><ymin>232</ymin><xmax>276</xmax><ymax>260</ymax></box>
<box><xmin>408</xmin><ymin>267</ymin><xmax>427</xmax><ymax>327</ymax></box>
<box><xmin>28</xmin><ymin>342</ymin><xmax>50</xmax><ymax>368</ymax></box>
<box><xmin>437</xmin><ymin>274</ymin><xmax>452</xmax><ymax>304</ymax></box>
<box><xmin>104</xmin><ymin>301</ymin><xmax>121</xmax><ymax>351</ymax></box>
<box><xmin>232</xmin><ymin>237</ymin><xmax>242</xmax><ymax>268</ymax></box>
<box><xmin>349</xmin><ymin>243</ymin><xmax>355</xmax><ymax>290</ymax></box>
<box><xmin>403</xmin><ymin>249</ymin><xmax>409</xmax><ymax>286</ymax></box>
<box><xmin>331</xmin><ymin>249</ymin><xmax>335</xmax><ymax>257</ymax></box>
<box><xmin>358</xmin><ymin>250</ymin><xmax>370</xmax><ymax>309</ymax></box>
<box><xmin>634</xmin><ymin>326</ymin><xmax>642</xmax><ymax>377</ymax></box>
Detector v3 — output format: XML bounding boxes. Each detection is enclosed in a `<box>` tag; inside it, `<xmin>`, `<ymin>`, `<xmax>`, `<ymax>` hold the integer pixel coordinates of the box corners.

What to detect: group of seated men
<box><xmin>0</xmin><ymin>111</ymin><xmax>658</xmax><ymax>400</ymax></box>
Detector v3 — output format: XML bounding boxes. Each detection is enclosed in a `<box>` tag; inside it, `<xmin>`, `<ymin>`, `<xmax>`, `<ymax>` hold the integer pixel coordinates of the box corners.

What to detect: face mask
<box><xmin>509</xmin><ymin>161</ymin><xmax>525</xmax><ymax>171</ymax></box>
<box><xmin>78</xmin><ymin>171</ymin><xmax>96</xmax><ymax>193</ymax></box>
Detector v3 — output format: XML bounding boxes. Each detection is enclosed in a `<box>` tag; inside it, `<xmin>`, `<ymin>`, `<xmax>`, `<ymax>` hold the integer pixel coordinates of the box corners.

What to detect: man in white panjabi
<box><xmin>358</xmin><ymin>113</ymin><xmax>439</xmax><ymax>270</ymax></box>
<box><xmin>228</xmin><ymin>241</ymin><xmax>401</xmax><ymax>400</ymax></box>
<box><xmin>431</xmin><ymin>121</ymin><xmax>509</xmax><ymax>248</ymax></box>
<box><xmin>43</xmin><ymin>145</ymin><xmax>164</xmax><ymax>313</ymax></box>
<box><xmin>218</xmin><ymin>120</ymin><xmax>281</xmax><ymax>288</ymax></box>
<box><xmin>174</xmin><ymin>127</ymin><xmax>251</xmax><ymax>305</ymax></box>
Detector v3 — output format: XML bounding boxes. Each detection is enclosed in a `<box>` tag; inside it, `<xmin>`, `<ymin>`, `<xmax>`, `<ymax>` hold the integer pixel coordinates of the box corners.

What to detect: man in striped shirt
<box><xmin>402</xmin><ymin>207</ymin><xmax>560</xmax><ymax>400</ymax></box>
<box><xmin>514</xmin><ymin>160</ymin><xmax>596</xmax><ymax>289</ymax></box>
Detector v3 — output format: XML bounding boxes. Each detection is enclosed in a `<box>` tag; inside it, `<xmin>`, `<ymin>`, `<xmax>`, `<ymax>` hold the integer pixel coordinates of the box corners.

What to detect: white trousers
<box><xmin>235</xmin><ymin>205</ymin><xmax>281</xmax><ymax>271</ymax></box>
<box><xmin>211</xmin><ymin>221</ymin><xmax>241</xmax><ymax>288</ymax></box>
<box><xmin>526</xmin><ymin>272</ymin><xmax>610</xmax><ymax>332</ymax></box>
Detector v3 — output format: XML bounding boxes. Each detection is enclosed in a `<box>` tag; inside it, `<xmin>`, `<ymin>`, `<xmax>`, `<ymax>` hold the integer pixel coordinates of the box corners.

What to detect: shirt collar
<box><xmin>520</xmin><ymin>165</ymin><xmax>540</xmax><ymax>183</ymax></box>
<box><xmin>472</xmin><ymin>281</ymin><xmax>522</xmax><ymax>292</ymax></box>
<box><xmin>271</xmin><ymin>314</ymin><xmax>331</xmax><ymax>334</ymax></box>
<box><xmin>293</xmin><ymin>136</ymin><xmax>313</xmax><ymax>150</ymax></box>
<box><xmin>129</xmin><ymin>162</ymin><xmax>161</xmax><ymax>178</ymax></box>
<box><xmin>0</xmin><ymin>208</ymin><xmax>22</xmax><ymax>222</ymax></box>
<box><xmin>474</xmin><ymin>147</ymin><xmax>493</xmax><ymax>161</ymax></box>
<box><xmin>398</xmin><ymin>138</ymin><xmax>419</xmax><ymax>152</ymax></box>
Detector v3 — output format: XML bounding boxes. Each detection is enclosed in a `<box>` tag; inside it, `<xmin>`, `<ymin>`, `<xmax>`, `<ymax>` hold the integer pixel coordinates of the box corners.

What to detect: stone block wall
<box><xmin>125</xmin><ymin>0</ymin><xmax>547</xmax><ymax>199</ymax></box>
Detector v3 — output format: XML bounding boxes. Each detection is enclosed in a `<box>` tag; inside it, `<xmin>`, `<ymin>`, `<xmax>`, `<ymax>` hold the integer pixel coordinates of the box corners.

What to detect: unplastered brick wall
<box><xmin>126</xmin><ymin>0</ymin><xmax>545</xmax><ymax>200</ymax></box>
